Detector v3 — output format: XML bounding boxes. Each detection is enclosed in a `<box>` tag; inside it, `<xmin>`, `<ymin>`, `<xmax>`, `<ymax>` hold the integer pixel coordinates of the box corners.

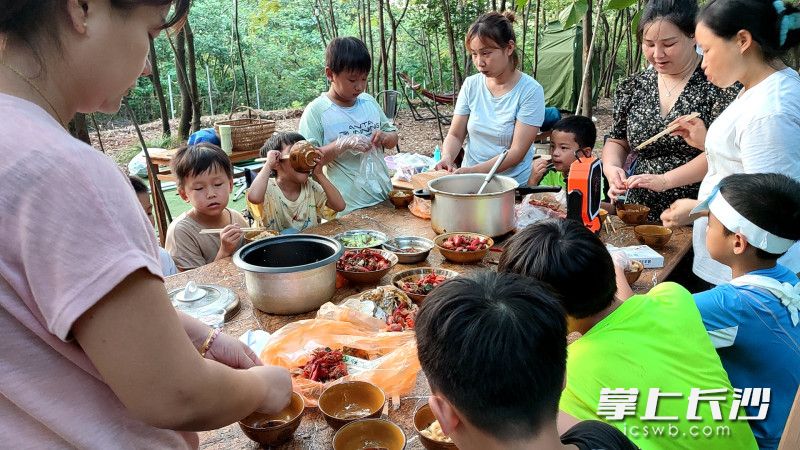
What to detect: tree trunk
<box><xmin>185</xmin><ymin>20</ymin><xmax>202</xmax><ymax>133</ymax></box>
<box><xmin>233</xmin><ymin>0</ymin><xmax>251</xmax><ymax>109</ymax></box>
<box><xmin>313</xmin><ymin>2</ymin><xmax>328</xmax><ymax>49</ymax></box>
<box><xmin>435</xmin><ymin>28</ymin><xmax>444</xmax><ymax>90</ymax></box>
<box><xmin>385</xmin><ymin>0</ymin><xmax>410</xmax><ymax>91</ymax></box>
<box><xmin>625</xmin><ymin>8</ymin><xmax>633</xmax><ymax>75</ymax></box>
<box><xmin>533</xmin><ymin>0</ymin><xmax>542</xmax><ymax>77</ymax></box>
<box><xmin>581</xmin><ymin>0</ymin><xmax>593</xmax><ymax>116</ymax></box>
<box><xmin>423</xmin><ymin>30</ymin><xmax>434</xmax><ymax>83</ymax></box>
<box><xmin>377</xmin><ymin>0</ymin><xmax>388</xmax><ymax>92</ymax></box>
<box><xmin>69</xmin><ymin>114</ymin><xmax>91</xmax><ymax>145</ymax></box>
<box><xmin>327</xmin><ymin>0</ymin><xmax>338</xmax><ymax>38</ymax></box>
<box><xmin>520</xmin><ymin>0</ymin><xmax>530</xmax><ymax>72</ymax></box>
<box><xmin>492</xmin><ymin>0</ymin><xmax>497</xmax><ymax>10</ymax></box>
<box><xmin>175</xmin><ymin>28</ymin><xmax>192</xmax><ymax>140</ymax></box>
<box><xmin>441</xmin><ymin>0</ymin><xmax>463</xmax><ymax>91</ymax></box>
<box><xmin>149</xmin><ymin>37</ymin><xmax>170</xmax><ymax>137</ymax></box>
<box><xmin>357</xmin><ymin>0</ymin><xmax>364</xmax><ymax>44</ymax></box>
<box><xmin>367</xmin><ymin>0</ymin><xmax>376</xmax><ymax>92</ymax></box>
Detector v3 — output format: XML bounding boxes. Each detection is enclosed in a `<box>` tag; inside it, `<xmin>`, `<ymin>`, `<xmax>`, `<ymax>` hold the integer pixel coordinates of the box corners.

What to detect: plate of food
<box><xmin>392</xmin><ymin>267</ymin><xmax>459</xmax><ymax>304</ymax></box>
<box><xmin>340</xmin><ymin>286</ymin><xmax>419</xmax><ymax>332</ymax></box>
<box><xmin>334</xmin><ymin>229</ymin><xmax>388</xmax><ymax>249</ymax></box>
<box><xmin>336</xmin><ymin>249</ymin><xmax>398</xmax><ymax>284</ymax></box>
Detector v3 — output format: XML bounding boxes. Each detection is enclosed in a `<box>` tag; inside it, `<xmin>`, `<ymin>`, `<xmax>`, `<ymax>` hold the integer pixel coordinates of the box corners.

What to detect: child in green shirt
<box><xmin>499</xmin><ymin>220</ymin><xmax>757</xmax><ymax>450</ymax></box>
<box><xmin>529</xmin><ymin>115</ymin><xmax>611</xmax><ymax>210</ymax></box>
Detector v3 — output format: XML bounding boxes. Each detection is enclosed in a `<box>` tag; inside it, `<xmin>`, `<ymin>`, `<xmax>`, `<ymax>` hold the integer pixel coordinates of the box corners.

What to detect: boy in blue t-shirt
<box><xmin>692</xmin><ymin>173</ymin><xmax>800</xmax><ymax>450</ymax></box>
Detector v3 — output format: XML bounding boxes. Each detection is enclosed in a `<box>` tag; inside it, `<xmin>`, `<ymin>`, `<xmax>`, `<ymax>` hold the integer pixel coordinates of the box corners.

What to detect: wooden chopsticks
<box><xmin>199</xmin><ymin>227</ymin><xmax>266</xmax><ymax>234</ymax></box>
<box><xmin>635</xmin><ymin>112</ymin><xmax>700</xmax><ymax>150</ymax></box>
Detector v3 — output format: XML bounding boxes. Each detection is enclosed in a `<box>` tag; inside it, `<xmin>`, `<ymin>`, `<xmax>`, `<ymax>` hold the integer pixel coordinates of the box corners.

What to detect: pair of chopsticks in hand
<box><xmin>635</xmin><ymin>112</ymin><xmax>700</xmax><ymax>150</ymax></box>
<box><xmin>199</xmin><ymin>227</ymin><xmax>265</xmax><ymax>235</ymax></box>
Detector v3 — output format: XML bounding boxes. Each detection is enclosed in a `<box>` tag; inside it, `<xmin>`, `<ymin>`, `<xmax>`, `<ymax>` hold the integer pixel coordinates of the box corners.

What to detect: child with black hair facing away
<box><xmin>498</xmin><ymin>220</ymin><xmax>757</xmax><ymax>450</ymax></box>
<box><xmin>165</xmin><ymin>143</ymin><xmax>248</xmax><ymax>271</ymax></box>
<box><xmin>299</xmin><ymin>36</ymin><xmax>399</xmax><ymax>214</ymax></box>
<box><xmin>691</xmin><ymin>173</ymin><xmax>800</xmax><ymax>450</ymax></box>
<box><xmin>528</xmin><ymin>115</ymin><xmax>612</xmax><ymax>211</ymax></box>
<box><xmin>415</xmin><ymin>270</ymin><xmax>638</xmax><ymax>450</ymax></box>
<box><xmin>128</xmin><ymin>176</ymin><xmax>178</xmax><ymax>276</ymax></box>
<box><xmin>246</xmin><ymin>132</ymin><xmax>345</xmax><ymax>233</ymax></box>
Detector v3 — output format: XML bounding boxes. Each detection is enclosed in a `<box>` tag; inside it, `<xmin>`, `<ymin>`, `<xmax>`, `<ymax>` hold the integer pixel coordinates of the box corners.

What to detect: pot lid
<box><xmin>168</xmin><ymin>282</ymin><xmax>239</xmax><ymax>322</ymax></box>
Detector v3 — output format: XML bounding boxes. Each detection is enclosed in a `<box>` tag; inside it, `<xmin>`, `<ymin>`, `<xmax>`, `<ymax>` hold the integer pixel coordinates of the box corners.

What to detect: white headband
<box><xmin>691</xmin><ymin>186</ymin><xmax>795</xmax><ymax>254</ymax></box>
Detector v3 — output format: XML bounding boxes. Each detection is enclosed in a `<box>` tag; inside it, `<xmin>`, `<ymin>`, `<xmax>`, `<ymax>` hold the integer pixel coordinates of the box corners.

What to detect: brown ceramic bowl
<box><xmin>392</xmin><ymin>267</ymin><xmax>460</xmax><ymax>304</ymax></box>
<box><xmin>616</xmin><ymin>203</ymin><xmax>650</xmax><ymax>225</ymax></box>
<box><xmin>333</xmin><ymin>418</ymin><xmax>407</xmax><ymax>450</ymax></box>
<box><xmin>319</xmin><ymin>381</ymin><xmax>386</xmax><ymax>430</ymax></box>
<box><xmin>238</xmin><ymin>391</ymin><xmax>305</xmax><ymax>446</ymax></box>
<box><xmin>244</xmin><ymin>229</ymin><xmax>279</xmax><ymax>244</ymax></box>
<box><xmin>414</xmin><ymin>403</ymin><xmax>457</xmax><ymax>449</ymax></box>
<box><xmin>336</xmin><ymin>249</ymin><xmax>398</xmax><ymax>285</ymax></box>
<box><xmin>624</xmin><ymin>260</ymin><xmax>644</xmax><ymax>285</ymax></box>
<box><xmin>434</xmin><ymin>232</ymin><xmax>494</xmax><ymax>264</ymax></box>
<box><xmin>388</xmin><ymin>189</ymin><xmax>414</xmax><ymax>209</ymax></box>
<box><xmin>634</xmin><ymin>225</ymin><xmax>673</xmax><ymax>249</ymax></box>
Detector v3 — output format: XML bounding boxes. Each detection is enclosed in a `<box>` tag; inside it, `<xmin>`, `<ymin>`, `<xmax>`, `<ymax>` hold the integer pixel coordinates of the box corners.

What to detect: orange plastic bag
<box><xmin>260</xmin><ymin>318</ymin><xmax>420</xmax><ymax>407</ymax></box>
<box><xmin>409</xmin><ymin>197</ymin><xmax>431</xmax><ymax>220</ymax></box>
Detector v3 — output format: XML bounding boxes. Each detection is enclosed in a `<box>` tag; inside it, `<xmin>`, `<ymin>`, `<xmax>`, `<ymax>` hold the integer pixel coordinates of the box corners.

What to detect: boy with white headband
<box><xmin>692</xmin><ymin>173</ymin><xmax>800</xmax><ymax>450</ymax></box>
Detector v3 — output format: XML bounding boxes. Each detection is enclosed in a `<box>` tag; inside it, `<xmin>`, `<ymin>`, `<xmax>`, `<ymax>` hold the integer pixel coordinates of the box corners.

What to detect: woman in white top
<box><xmin>435</xmin><ymin>11</ymin><xmax>545</xmax><ymax>186</ymax></box>
<box><xmin>662</xmin><ymin>0</ymin><xmax>800</xmax><ymax>285</ymax></box>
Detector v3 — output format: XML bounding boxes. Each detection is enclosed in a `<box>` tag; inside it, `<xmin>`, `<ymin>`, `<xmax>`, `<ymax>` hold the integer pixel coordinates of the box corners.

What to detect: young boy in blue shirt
<box><xmin>692</xmin><ymin>173</ymin><xmax>800</xmax><ymax>450</ymax></box>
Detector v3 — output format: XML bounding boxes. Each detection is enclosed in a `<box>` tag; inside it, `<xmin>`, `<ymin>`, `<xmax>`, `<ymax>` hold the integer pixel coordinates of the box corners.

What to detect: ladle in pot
<box><xmin>476</xmin><ymin>150</ymin><xmax>508</xmax><ymax>195</ymax></box>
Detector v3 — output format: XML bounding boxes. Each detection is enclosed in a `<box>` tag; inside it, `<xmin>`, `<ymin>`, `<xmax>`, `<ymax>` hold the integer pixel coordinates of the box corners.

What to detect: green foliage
<box><xmin>605</xmin><ymin>0</ymin><xmax>637</xmax><ymax>10</ymax></box>
<box><xmin>559</xmin><ymin>0</ymin><xmax>588</xmax><ymax>29</ymax></box>
<box><xmin>111</xmin><ymin>0</ymin><xmax>642</xmax><ymax>129</ymax></box>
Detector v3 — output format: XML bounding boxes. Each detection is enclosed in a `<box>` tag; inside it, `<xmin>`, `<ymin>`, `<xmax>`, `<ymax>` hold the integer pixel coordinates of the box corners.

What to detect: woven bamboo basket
<box><xmin>214</xmin><ymin>107</ymin><xmax>276</xmax><ymax>152</ymax></box>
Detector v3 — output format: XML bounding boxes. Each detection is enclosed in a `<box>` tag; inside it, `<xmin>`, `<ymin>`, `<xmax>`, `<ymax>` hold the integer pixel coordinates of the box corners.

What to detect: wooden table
<box><xmin>146</xmin><ymin>148</ymin><xmax>261</xmax><ymax>246</ymax></box>
<box><xmin>164</xmin><ymin>202</ymin><xmax>692</xmax><ymax>449</ymax></box>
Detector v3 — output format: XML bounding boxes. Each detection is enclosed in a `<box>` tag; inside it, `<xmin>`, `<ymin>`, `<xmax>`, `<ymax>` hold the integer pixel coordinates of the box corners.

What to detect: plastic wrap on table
<box><xmin>606</xmin><ymin>245</ymin><xmax>635</xmax><ymax>271</ymax></box>
<box><xmin>259</xmin><ymin>318</ymin><xmax>420</xmax><ymax>407</ymax></box>
<box><xmin>386</xmin><ymin>153</ymin><xmax>437</xmax><ymax>183</ymax></box>
<box><xmin>515</xmin><ymin>192</ymin><xmax>568</xmax><ymax>229</ymax></box>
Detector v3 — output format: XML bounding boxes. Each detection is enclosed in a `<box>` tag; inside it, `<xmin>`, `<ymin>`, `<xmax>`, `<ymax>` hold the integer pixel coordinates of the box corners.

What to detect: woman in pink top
<box><xmin>0</xmin><ymin>1</ymin><xmax>291</xmax><ymax>448</ymax></box>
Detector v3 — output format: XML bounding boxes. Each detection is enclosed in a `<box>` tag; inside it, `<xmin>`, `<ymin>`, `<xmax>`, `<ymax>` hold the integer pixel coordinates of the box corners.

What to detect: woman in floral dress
<box><xmin>602</xmin><ymin>0</ymin><xmax>738</xmax><ymax>222</ymax></box>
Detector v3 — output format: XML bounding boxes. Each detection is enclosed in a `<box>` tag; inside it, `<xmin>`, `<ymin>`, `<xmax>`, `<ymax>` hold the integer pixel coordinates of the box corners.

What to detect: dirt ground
<box><xmin>100</xmin><ymin>98</ymin><xmax>615</xmax><ymax>168</ymax></box>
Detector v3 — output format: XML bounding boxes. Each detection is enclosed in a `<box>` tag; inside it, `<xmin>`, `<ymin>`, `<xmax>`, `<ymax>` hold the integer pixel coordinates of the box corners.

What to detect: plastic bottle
<box><xmin>433</xmin><ymin>145</ymin><xmax>441</xmax><ymax>162</ymax></box>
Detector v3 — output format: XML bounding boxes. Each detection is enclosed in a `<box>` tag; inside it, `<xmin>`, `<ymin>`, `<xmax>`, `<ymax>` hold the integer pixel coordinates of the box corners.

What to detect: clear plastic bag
<box><xmin>515</xmin><ymin>192</ymin><xmax>568</xmax><ymax>229</ymax></box>
<box><xmin>336</xmin><ymin>134</ymin><xmax>372</xmax><ymax>153</ymax></box>
<box><xmin>359</xmin><ymin>148</ymin><xmax>385</xmax><ymax>195</ymax></box>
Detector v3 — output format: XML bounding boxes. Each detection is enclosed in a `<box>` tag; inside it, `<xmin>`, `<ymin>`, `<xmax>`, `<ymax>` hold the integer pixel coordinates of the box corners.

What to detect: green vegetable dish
<box><xmin>339</xmin><ymin>234</ymin><xmax>380</xmax><ymax>248</ymax></box>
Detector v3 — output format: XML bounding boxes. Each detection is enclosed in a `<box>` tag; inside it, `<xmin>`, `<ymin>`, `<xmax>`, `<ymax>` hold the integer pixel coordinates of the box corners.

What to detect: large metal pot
<box><xmin>233</xmin><ymin>234</ymin><xmax>343</xmax><ymax>315</ymax></box>
<box><xmin>413</xmin><ymin>174</ymin><xmax>560</xmax><ymax>237</ymax></box>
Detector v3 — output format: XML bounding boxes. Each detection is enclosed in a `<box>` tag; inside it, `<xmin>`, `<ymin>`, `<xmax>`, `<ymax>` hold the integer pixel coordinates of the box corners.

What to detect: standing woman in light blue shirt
<box><xmin>435</xmin><ymin>11</ymin><xmax>545</xmax><ymax>186</ymax></box>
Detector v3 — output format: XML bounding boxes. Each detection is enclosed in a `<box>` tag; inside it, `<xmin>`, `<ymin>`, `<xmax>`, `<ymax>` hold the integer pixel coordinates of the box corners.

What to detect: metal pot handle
<box><xmin>516</xmin><ymin>186</ymin><xmax>562</xmax><ymax>196</ymax></box>
<box><xmin>413</xmin><ymin>189</ymin><xmax>433</xmax><ymax>200</ymax></box>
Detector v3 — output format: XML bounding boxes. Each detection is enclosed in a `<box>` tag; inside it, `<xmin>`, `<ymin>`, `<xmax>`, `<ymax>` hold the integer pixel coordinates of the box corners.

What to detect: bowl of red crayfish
<box><xmin>434</xmin><ymin>232</ymin><xmax>494</xmax><ymax>264</ymax></box>
<box><xmin>392</xmin><ymin>267</ymin><xmax>459</xmax><ymax>304</ymax></box>
<box><xmin>336</xmin><ymin>248</ymin><xmax>398</xmax><ymax>284</ymax></box>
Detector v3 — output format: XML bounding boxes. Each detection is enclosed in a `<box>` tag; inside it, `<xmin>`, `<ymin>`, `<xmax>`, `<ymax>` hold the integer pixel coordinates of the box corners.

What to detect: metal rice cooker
<box><xmin>233</xmin><ymin>234</ymin><xmax>343</xmax><ymax>315</ymax></box>
<box><xmin>413</xmin><ymin>174</ymin><xmax>561</xmax><ymax>237</ymax></box>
